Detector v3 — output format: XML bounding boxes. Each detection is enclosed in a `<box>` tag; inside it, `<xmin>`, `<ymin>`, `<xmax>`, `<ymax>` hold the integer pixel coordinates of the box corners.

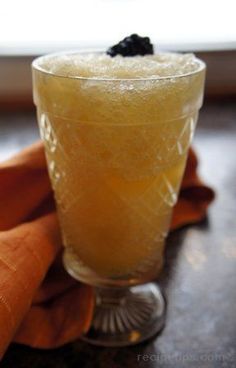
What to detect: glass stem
<box><xmin>95</xmin><ymin>287</ymin><xmax>129</xmax><ymax>308</ymax></box>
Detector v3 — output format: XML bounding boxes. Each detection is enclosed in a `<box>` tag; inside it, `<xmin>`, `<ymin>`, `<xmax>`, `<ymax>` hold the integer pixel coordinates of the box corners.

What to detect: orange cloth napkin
<box><xmin>0</xmin><ymin>141</ymin><xmax>214</xmax><ymax>358</ymax></box>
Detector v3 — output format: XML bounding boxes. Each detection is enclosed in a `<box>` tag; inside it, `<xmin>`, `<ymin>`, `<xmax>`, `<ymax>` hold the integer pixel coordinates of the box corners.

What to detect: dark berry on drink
<box><xmin>106</xmin><ymin>34</ymin><xmax>154</xmax><ymax>57</ymax></box>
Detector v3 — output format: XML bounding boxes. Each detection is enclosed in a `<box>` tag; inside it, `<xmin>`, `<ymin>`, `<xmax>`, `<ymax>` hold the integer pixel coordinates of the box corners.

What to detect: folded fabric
<box><xmin>0</xmin><ymin>141</ymin><xmax>214</xmax><ymax>358</ymax></box>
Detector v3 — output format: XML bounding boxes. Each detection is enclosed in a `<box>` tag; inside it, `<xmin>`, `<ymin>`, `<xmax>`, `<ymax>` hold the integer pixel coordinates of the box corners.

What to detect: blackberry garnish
<box><xmin>107</xmin><ymin>34</ymin><xmax>154</xmax><ymax>57</ymax></box>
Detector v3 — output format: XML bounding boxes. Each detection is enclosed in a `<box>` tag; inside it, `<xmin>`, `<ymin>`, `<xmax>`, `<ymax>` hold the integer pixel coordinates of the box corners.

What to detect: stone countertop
<box><xmin>0</xmin><ymin>99</ymin><xmax>236</xmax><ymax>368</ymax></box>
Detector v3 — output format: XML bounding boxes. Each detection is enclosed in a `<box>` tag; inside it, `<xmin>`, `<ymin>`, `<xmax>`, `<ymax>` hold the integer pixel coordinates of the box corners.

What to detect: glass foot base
<box><xmin>81</xmin><ymin>283</ymin><xmax>166</xmax><ymax>347</ymax></box>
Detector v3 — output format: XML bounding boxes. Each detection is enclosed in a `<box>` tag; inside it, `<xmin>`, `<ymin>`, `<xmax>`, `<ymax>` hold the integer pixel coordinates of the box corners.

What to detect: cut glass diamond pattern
<box><xmin>39</xmin><ymin>110</ymin><xmax>197</xmax><ymax>276</ymax></box>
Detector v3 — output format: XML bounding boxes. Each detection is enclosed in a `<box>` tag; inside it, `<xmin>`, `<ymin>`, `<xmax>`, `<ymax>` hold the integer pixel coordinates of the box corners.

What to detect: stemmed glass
<box><xmin>32</xmin><ymin>52</ymin><xmax>205</xmax><ymax>346</ymax></box>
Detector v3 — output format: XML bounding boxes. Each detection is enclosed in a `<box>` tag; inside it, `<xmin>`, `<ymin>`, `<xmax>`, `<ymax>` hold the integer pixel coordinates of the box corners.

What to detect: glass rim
<box><xmin>32</xmin><ymin>49</ymin><xmax>206</xmax><ymax>82</ymax></box>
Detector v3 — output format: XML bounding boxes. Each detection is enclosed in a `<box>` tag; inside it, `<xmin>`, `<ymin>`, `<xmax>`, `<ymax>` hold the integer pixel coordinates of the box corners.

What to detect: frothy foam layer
<box><xmin>38</xmin><ymin>52</ymin><xmax>201</xmax><ymax>79</ymax></box>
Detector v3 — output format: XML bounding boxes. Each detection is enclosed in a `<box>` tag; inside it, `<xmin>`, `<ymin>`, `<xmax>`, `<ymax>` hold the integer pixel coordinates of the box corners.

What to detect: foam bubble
<box><xmin>38</xmin><ymin>52</ymin><xmax>202</xmax><ymax>79</ymax></box>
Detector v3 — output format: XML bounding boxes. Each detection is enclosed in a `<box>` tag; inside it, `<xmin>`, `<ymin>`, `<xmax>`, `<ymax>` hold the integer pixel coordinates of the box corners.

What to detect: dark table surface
<box><xmin>0</xmin><ymin>99</ymin><xmax>236</xmax><ymax>368</ymax></box>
